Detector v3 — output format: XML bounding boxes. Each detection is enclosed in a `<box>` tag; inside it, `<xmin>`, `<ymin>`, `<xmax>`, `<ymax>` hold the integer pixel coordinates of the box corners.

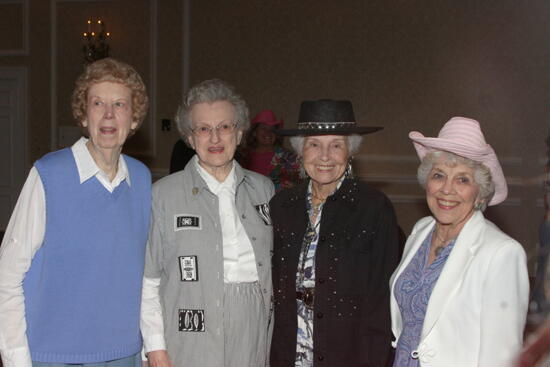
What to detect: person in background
<box><xmin>0</xmin><ymin>58</ymin><xmax>151</xmax><ymax>367</ymax></box>
<box><xmin>241</xmin><ymin>109</ymin><xmax>301</xmax><ymax>191</ymax></box>
<box><xmin>169</xmin><ymin>139</ymin><xmax>195</xmax><ymax>174</ymax></box>
<box><xmin>517</xmin><ymin>134</ymin><xmax>550</xmax><ymax>367</ymax></box>
<box><xmin>141</xmin><ymin>79</ymin><xmax>274</xmax><ymax>367</ymax></box>
<box><xmin>390</xmin><ymin>117</ymin><xmax>529</xmax><ymax>366</ymax></box>
<box><xmin>528</xmin><ymin>134</ymin><xmax>550</xmax><ymax>319</ymax></box>
<box><xmin>270</xmin><ymin>99</ymin><xmax>399</xmax><ymax>366</ymax></box>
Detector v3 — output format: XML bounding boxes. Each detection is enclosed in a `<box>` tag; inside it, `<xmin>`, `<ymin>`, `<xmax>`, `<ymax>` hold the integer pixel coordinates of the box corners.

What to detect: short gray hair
<box><xmin>289</xmin><ymin>134</ymin><xmax>363</xmax><ymax>157</ymax></box>
<box><xmin>417</xmin><ymin>151</ymin><xmax>495</xmax><ymax>211</ymax></box>
<box><xmin>175</xmin><ymin>79</ymin><xmax>249</xmax><ymax>138</ymax></box>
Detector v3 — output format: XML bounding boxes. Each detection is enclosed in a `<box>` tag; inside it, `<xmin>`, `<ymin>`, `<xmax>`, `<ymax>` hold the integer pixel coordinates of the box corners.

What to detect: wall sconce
<box><xmin>83</xmin><ymin>19</ymin><xmax>110</xmax><ymax>63</ymax></box>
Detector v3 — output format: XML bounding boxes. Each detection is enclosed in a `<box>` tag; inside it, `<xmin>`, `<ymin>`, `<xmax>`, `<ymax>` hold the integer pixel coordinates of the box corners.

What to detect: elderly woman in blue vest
<box><xmin>390</xmin><ymin>117</ymin><xmax>529</xmax><ymax>366</ymax></box>
<box><xmin>140</xmin><ymin>79</ymin><xmax>274</xmax><ymax>367</ymax></box>
<box><xmin>270</xmin><ymin>99</ymin><xmax>400</xmax><ymax>367</ymax></box>
<box><xmin>0</xmin><ymin>58</ymin><xmax>151</xmax><ymax>367</ymax></box>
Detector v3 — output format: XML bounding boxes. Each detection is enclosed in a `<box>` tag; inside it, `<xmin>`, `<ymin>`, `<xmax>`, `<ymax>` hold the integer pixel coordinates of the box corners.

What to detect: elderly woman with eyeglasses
<box><xmin>390</xmin><ymin>117</ymin><xmax>529</xmax><ymax>366</ymax></box>
<box><xmin>140</xmin><ymin>79</ymin><xmax>275</xmax><ymax>367</ymax></box>
<box><xmin>270</xmin><ymin>99</ymin><xmax>400</xmax><ymax>367</ymax></box>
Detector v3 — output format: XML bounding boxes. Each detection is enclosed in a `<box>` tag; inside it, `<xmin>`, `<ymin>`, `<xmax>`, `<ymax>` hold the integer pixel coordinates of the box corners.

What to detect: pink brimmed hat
<box><xmin>409</xmin><ymin>116</ymin><xmax>507</xmax><ymax>206</ymax></box>
<box><xmin>251</xmin><ymin>109</ymin><xmax>283</xmax><ymax>128</ymax></box>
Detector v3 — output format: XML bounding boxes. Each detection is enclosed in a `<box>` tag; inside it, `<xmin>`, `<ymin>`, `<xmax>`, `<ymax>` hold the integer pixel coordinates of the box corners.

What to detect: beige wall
<box><xmin>190</xmin><ymin>1</ymin><xmax>549</xmax><ymax>267</ymax></box>
<box><xmin>1</xmin><ymin>0</ymin><xmax>548</xmax><ymax>268</ymax></box>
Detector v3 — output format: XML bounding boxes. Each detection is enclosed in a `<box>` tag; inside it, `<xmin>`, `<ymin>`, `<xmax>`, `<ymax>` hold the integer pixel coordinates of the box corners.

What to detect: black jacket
<box><xmin>270</xmin><ymin>178</ymin><xmax>399</xmax><ymax>367</ymax></box>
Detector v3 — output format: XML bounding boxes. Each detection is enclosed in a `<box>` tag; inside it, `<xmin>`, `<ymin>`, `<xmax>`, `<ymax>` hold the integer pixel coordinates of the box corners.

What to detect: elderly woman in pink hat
<box><xmin>390</xmin><ymin>117</ymin><xmax>529</xmax><ymax>366</ymax></box>
<box><xmin>240</xmin><ymin>109</ymin><xmax>300</xmax><ymax>191</ymax></box>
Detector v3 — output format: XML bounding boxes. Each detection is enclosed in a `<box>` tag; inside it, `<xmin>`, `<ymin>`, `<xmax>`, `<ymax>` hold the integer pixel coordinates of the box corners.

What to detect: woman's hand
<box><xmin>146</xmin><ymin>350</ymin><xmax>173</xmax><ymax>367</ymax></box>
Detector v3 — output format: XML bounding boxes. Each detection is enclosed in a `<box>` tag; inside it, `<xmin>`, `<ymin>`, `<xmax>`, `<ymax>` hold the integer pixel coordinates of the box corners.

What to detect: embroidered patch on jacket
<box><xmin>254</xmin><ymin>203</ymin><xmax>271</xmax><ymax>225</ymax></box>
<box><xmin>174</xmin><ymin>214</ymin><xmax>201</xmax><ymax>231</ymax></box>
<box><xmin>179</xmin><ymin>255</ymin><xmax>198</xmax><ymax>281</ymax></box>
<box><xmin>179</xmin><ymin>309</ymin><xmax>205</xmax><ymax>332</ymax></box>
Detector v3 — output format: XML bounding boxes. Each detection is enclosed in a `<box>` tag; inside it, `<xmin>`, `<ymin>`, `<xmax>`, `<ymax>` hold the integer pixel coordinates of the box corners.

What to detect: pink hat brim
<box><xmin>252</xmin><ymin>119</ymin><xmax>284</xmax><ymax>127</ymax></box>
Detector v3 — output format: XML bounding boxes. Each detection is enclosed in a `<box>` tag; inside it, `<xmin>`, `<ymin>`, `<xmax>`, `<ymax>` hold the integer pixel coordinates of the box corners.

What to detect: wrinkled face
<box><xmin>254</xmin><ymin>124</ymin><xmax>277</xmax><ymax>148</ymax></box>
<box><xmin>302</xmin><ymin>135</ymin><xmax>349</xmax><ymax>189</ymax></box>
<box><xmin>83</xmin><ymin>81</ymin><xmax>136</xmax><ymax>151</ymax></box>
<box><xmin>187</xmin><ymin>101</ymin><xmax>242</xmax><ymax>176</ymax></box>
<box><xmin>426</xmin><ymin>159</ymin><xmax>481</xmax><ymax>228</ymax></box>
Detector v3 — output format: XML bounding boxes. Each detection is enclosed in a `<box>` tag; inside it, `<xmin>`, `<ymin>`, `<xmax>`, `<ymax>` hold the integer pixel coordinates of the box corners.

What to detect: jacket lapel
<box><xmin>318</xmin><ymin>178</ymin><xmax>358</xmax><ymax>231</ymax></box>
<box><xmin>391</xmin><ymin>218</ymin><xmax>435</xmax><ymax>288</ymax></box>
<box><xmin>420</xmin><ymin>211</ymin><xmax>485</xmax><ymax>339</ymax></box>
<box><xmin>185</xmin><ymin>158</ymin><xmax>220</xmax><ymax>224</ymax></box>
<box><xmin>390</xmin><ymin>216</ymin><xmax>435</xmax><ymax>339</ymax></box>
<box><xmin>280</xmin><ymin>180</ymin><xmax>309</xmax><ymax>231</ymax></box>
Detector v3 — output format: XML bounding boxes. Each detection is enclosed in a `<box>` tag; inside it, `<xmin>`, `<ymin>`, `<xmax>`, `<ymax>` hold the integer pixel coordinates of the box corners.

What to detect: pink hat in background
<box><xmin>251</xmin><ymin>109</ymin><xmax>284</xmax><ymax>128</ymax></box>
<box><xmin>409</xmin><ymin>116</ymin><xmax>508</xmax><ymax>206</ymax></box>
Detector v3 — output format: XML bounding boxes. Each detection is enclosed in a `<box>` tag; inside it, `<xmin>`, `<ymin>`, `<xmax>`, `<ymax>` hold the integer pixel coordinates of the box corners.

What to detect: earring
<box><xmin>345</xmin><ymin>156</ymin><xmax>354</xmax><ymax>178</ymax></box>
<box><xmin>299</xmin><ymin>157</ymin><xmax>309</xmax><ymax>179</ymax></box>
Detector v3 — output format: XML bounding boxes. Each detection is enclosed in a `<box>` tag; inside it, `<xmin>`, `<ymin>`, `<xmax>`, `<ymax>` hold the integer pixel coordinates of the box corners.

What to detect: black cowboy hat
<box><xmin>276</xmin><ymin>99</ymin><xmax>383</xmax><ymax>136</ymax></box>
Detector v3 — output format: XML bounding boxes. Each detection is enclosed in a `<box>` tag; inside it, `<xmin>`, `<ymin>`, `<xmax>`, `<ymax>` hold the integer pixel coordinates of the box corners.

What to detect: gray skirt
<box><xmin>224</xmin><ymin>282</ymin><xmax>268</xmax><ymax>367</ymax></box>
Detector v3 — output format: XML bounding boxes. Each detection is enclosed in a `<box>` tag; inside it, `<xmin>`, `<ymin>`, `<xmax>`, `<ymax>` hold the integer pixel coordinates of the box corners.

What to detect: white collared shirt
<box><xmin>194</xmin><ymin>156</ymin><xmax>259</xmax><ymax>283</ymax></box>
<box><xmin>72</xmin><ymin>136</ymin><xmax>131</xmax><ymax>192</ymax></box>
<box><xmin>0</xmin><ymin>137</ymin><xmax>131</xmax><ymax>367</ymax></box>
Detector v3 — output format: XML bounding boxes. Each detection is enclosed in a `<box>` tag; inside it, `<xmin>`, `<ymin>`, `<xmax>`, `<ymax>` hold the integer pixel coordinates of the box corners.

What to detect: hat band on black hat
<box><xmin>297</xmin><ymin>121</ymin><xmax>356</xmax><ymax>130</ymax></box>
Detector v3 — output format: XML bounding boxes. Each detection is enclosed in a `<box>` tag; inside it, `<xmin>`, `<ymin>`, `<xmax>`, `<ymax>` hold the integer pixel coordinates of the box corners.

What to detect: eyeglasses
<box><xmin>191</xmin><ymin>121</ymin><xmax>238</xmax><ymax>137</ymax></box>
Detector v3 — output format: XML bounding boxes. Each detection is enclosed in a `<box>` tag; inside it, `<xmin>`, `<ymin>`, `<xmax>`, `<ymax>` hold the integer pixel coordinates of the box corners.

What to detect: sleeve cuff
<box><xmin>143</xmin><ymin>334</ymin><xmax>167</xmax><ymax>354</ymax></box>
<box><xmin>1</xmin><ymin>346</ymin><xmax>32</xmax><ymax>367</ymax></box>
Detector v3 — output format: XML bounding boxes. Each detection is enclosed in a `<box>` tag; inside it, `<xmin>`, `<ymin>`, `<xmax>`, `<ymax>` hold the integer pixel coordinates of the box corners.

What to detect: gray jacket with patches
<box><xmin>144</xmin><ymin>158</ymin><xmax>274</xmax><ymax>366</ymax></box>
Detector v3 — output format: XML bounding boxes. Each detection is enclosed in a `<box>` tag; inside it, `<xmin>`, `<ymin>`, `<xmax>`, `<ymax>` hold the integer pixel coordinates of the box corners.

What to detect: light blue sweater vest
<box><xmin>23</xmin><ymin>148</ymin><xmax>151</xmax><ymax>363</ymax></box>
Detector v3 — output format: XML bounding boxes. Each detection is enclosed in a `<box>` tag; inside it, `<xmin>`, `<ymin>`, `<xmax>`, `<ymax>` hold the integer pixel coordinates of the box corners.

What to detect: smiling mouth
<box><xmin>208</xmin><ymin>147</ymin><xmax>224</xmax><ymax>153</ymax></box>
<box><xmin>437</xmin><ymin>199</ymin><xmax>459</xmax><ymax>209</ymax></box>
<box><xmin>100</xmin><ymin>127</ymin><xmax>117</xmax><ymax>134</ymax></box>
<box><xmin>316</xmin><ymin>165</ymin><xmax>335</xmax><ymax>171</ymax></box>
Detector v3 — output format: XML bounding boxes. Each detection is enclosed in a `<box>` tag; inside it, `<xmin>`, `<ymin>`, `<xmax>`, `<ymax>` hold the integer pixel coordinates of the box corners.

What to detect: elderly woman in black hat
<box><xmin>269</xmin><ymin>99</ymin><xmax>400</xmax><ymax>367</ymax></box>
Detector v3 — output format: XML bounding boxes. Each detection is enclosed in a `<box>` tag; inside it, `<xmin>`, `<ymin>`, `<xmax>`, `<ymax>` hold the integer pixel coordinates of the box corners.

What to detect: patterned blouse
<box><xmin>393</xmin><ymin>229</ymin><xmax>456</xmax><ymax>367</ymax></box>
<box><xmin>294</xmin><ymin>179</ymin><xmax>344</xmax><ymax>367</ymax></box>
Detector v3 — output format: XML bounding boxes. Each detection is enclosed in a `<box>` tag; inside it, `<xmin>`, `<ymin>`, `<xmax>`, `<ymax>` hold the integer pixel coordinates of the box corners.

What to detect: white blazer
<box><xmin>390</xmin><ymin>211</ymin><xmax>529</xmax><ymax>367</ymax></box>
